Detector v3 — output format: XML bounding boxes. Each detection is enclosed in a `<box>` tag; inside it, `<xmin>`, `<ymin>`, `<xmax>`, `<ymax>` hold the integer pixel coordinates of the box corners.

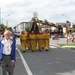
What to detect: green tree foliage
<box><xmin>0</xmin><ymin>23</ymin><xmax>4</xmax><ymax>28</ymax></box>
<box><xmin>25</xmin><ymin>26</ymin><xmax>32</xmax><ymax>32</ymax></box>
<box><xmin>0</xmin><ymin>24</ymin><xmax>6</xmax><ymax>34</ymax></box>
<box><xmin>7</xmin><ymin>27</ymin><xmax>13</xmax><ymax>32</ymax></box>
<box><xmin>72</xmin><ymin>28</ymin><xmax>75</xmax><ymax>32</ymax></box>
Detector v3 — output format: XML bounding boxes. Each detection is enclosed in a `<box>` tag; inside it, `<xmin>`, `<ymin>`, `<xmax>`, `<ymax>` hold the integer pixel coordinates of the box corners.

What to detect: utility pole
<box><xmin>0</xmin><ymin>7</ymin><xmax>1</xmax><ymax>24</ymax></box>
<box><xmin>0</xmin><ymin>7</ymin><xmax>1</xmax><ymax>29</ymax></box>
<box><xmin>62</xmin><ymin>14</ymin><xmax>70</xmax><ymax>44</ymax></box>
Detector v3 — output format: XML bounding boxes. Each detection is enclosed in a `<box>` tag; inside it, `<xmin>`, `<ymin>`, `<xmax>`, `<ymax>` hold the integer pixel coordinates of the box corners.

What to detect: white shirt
<box><xmin>3</xmin><ymin>38</ymin><xmax>12</xmax><ymax>55</ymax></box>
<box><xmin>10</xmin><ymin>36</ymin><xmax>13</xmax><ymax>39</ymax></box>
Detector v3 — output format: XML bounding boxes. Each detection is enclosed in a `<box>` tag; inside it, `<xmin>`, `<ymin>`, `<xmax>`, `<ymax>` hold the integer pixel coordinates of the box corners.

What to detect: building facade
<box><xmin>14</xmin><ymin>22</ymin><xmax>32</xmax><ymax>33</ymax></box>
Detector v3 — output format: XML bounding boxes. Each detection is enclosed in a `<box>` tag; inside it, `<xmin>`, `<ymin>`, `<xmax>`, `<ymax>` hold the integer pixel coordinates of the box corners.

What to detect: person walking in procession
<box><xmin>20</xmin><ymin>31</ymin><xmax>27</xmax><ymax>52</ymax></box>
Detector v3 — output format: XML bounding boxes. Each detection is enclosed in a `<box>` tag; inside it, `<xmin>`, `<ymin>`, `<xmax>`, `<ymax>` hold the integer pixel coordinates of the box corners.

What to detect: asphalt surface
<box><xmin>0</xmin><ymin>38</ymin><xmax>75</xmax><ymax>75</ymax></box>
<box><xmin>50</xmin><ymin>38</ymin><xmax>73</xmax><ymax>45</ymax></box>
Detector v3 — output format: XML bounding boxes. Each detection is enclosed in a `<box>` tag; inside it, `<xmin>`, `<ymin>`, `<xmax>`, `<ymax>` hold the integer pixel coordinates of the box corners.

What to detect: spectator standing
<box><xmin>0</xmin><ymin>30</ymin><xmax>16</xmax><ymax>75</ymax></box>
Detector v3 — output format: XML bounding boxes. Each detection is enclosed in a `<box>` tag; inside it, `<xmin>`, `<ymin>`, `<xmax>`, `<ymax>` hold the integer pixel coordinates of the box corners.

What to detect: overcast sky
<box><xmin>0</xmin><ymin>0</ymin><xmax>75</xmax><ymax>27</ymax></box>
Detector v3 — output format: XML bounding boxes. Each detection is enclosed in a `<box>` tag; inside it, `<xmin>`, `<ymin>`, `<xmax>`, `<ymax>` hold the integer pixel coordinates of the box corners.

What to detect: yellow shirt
<box><xmin>37</xmin><ymin>34</ymin><xmax>44</xmax><ymax>39</ymax></box>
<box><xmin>29</xmin><ymin>33</ymin><xmax>37</xmax><ymax>39</ymax></box>
<box><xmin>20</xmin><ymin>33</ymin><xmax>27</xmax><ymax>41</ymax></box>
<box><xmin>44</xmin><ymin>33</ymin><xmax>50</xmax><ymax>39</ymax></box>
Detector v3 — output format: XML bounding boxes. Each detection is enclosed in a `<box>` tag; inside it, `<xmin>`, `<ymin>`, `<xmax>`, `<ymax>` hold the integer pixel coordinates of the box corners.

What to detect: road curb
<box><xmin>62</xmin><ymin>46</ymin><xmax>75</xmax><ymax>48</ymax></box>
<box><xmin>50</xmin><ymin>44</ymin><xmax>62</xmax><ymax>48</ymax></box>
<box><xmin>50</xmin><ymin>44</ymin><xmax>75</xmax><ymax>48</ymax></box>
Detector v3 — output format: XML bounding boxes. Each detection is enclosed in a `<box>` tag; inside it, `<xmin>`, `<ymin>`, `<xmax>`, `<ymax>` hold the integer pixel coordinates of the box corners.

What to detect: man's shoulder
<box><xmin>0</xmin><ymin>38</ymin><xmax>4</xmax><ymax>45</ymax></box>
<box><xmin>1</xmin><ymin>38</ymin><xmax>13</xmax><ymax>45</ymax></box>
<box><xmin>0</xmin><ymin>38</ymin><xmax>4</xmax><ymax>42</ymax></box>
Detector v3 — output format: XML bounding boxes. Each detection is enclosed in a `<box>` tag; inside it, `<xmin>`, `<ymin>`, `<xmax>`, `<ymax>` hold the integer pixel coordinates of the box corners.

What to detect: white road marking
<box><xmin>16</xmin><ymin>48</ymin><xmax>33</xmax><ymax>75</ymax></box>
<box><xmin>0</xmin><ymin>66</ymin><xmax>2</xmax><ymax>75</ymax></box>
<box><xmin>50</xmin><ymin>46</ymin><xmax>57</xmax><ymax>48</ymax></box>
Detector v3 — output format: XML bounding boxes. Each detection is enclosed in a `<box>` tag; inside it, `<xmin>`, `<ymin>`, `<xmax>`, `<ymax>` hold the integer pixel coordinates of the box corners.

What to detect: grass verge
<box><xmin>58</xmin><ymin>44</ymin><xmax>75</xmax><ymax>46</ymax></box>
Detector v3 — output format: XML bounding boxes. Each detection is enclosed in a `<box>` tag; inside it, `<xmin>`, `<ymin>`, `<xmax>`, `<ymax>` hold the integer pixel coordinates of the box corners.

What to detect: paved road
<box><xmin>0</xmin><ymin>38</ymin><xmax>75</xmax><ymax>75</ymax></box>
<box><xmin>50</xmin><ymin>38</ymin><xmax>73</xmax><ymax>45</ymax></box>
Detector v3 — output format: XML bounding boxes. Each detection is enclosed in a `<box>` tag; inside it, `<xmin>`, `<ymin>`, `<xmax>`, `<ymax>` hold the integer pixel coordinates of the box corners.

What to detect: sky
<box><xmin>0</xmin><ymin>0</ymin><xmax>75</xmax><ymax>27</ymax></box>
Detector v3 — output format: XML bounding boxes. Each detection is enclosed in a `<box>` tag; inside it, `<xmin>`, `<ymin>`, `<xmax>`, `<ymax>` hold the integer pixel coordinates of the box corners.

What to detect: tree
<box><xmin>25</xmin><ymin>26</ymin><xmax>32</xmax><ymax>32</ymax></box>
<box><xmin>0</xmin><ymin>23</ymin><xmax>4</xmax><ymax>28</ymax></box>
<box><xmin>7</xmin><ymin>27</ymin><xmax>13</xmax><ymax>32</ymax></box>
<box><xmin>72</xmin><ymin>28</ymin><xmax>75</xmax><ymax>32</ymax></box>
<box><xmin>0</xmin><ymin>23</ymin><xmax>6</xmax><ymax>34</ymax></box>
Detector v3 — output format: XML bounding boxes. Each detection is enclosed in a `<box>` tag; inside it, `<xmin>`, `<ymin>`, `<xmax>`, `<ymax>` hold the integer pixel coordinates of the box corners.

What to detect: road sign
<box><xmin>68</xmin><ymin>28</ymin><xmax>74</xmax><ymax>30</ymax></box>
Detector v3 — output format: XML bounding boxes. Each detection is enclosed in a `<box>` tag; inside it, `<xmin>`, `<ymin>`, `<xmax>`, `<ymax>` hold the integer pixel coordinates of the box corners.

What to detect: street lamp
<box><xmin>62</xmin><ymin>14</ymin><xmax>70</xmax><ymax>44</ymax></box>
<box><xmin>62</xmin><ymin>14</ymin><xmax>70</xmax><ymax>21</ymax></box>
<box><xmin>2</xmin><ymin>15</ymin><xmax>10</xmax><ymax>24</ymax></box>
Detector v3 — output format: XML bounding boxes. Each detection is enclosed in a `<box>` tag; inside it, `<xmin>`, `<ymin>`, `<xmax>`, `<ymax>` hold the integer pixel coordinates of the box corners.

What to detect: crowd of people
<box><xmin>20</xmin><ymin>30</ymin><xmax>50</xmax><ymax>52</ymax></box>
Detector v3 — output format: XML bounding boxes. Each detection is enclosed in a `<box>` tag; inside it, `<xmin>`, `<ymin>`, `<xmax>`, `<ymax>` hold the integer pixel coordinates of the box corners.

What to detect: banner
<box><xmin>34</xmin><ymin>19</ymin><xmax>62</xmax><ymax>28</ymax></box>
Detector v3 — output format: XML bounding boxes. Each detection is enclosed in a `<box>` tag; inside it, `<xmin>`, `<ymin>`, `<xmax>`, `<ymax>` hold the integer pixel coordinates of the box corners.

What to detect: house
<box><xmin>13</xmin><ymin>22</ymin><xmax>32</xmax><ymax>33</ymax></box>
